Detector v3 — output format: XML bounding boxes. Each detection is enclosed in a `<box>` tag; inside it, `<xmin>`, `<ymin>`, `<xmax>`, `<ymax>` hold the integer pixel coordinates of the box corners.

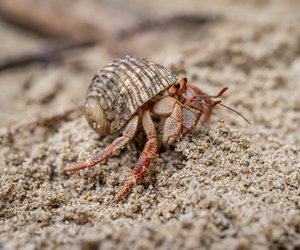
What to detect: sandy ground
<box><xmin>1</xmin><ymin>1</ymin><xmax>300</xmax><ymax>249</ymax></box>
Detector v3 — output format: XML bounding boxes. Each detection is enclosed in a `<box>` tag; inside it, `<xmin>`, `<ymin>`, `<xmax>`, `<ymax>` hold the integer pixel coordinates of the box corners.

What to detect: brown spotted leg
<box><xmin>151</xmin><ymin>96</ymin><xmax>183</xmax><ymax>145</ymax></box>
<box><xmin>181</xmin><ymin>107</ymin><xmax>202</xmax><ymax>134</ymax></box>
<box><xmin>162</xmin><ymin>102</ymin><xmax>183</xmax><ymax>145</ymax></box>
<box><xmin>114</xmin><ymin>110</ymin><xmax>158</xmax><ymax>202</ymax></box>
<box><xmin>64</xmin><ymin>115</ymin><xmax>139</xmax><ymax>173</ymax></box>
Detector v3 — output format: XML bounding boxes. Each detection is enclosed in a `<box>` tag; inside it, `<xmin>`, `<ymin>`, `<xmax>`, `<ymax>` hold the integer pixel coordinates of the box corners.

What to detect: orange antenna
<box><xmin>218</xmin><ymin>103</ymin><xmax>251</xmax><ymax>125</ymax></box>
<box><xmin>197</xmin><ymin>87</ymin><xmax>229</xmax><ymax>99</ymax></box>
<box><xmin>206</xmin><ymin>87</ymin><xmax>251</xmax><ymax>125</ymax></box>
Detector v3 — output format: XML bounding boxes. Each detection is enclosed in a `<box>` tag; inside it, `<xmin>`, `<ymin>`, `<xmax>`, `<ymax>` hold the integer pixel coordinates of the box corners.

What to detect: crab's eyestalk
<box><xmin>168</xmin><ymin>77</ymin><xmax>187</xmax><ymax>95</ymax></box>
<box><xmin>85</xmin><ymin>96</ymin><xmax>110</xmax><ymax>135</ymax></box>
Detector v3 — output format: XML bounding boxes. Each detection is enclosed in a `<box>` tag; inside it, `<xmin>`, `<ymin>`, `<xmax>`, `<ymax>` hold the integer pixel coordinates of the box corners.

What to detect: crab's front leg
<box><xmin>64</xmin><ymin>114</ymin><xmax>139</xmax><ymax>173</ymax></box>
<box><xmin>181</xmin><ymin>107</ymin><xmax>202</xmax><ymax>134</ymax></box>
<box><xmin>114</xmin><ymin>110</ymin><xmax>158</xmax><ymax>202</ymax></box>
<box><xmin>152</xmin><ymin>96</ymin><xmax>183</xmax><ymax>145</ymax></box>
<box><xmin>163</xmin><ymin>103</ymin><xmax>183</xmax><ymax>144</ymax></box>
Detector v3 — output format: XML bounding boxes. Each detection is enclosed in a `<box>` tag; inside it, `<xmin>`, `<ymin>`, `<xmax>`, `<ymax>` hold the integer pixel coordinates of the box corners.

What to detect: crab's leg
<box><xmin>151</xmin><ymin>96</ymin><xmax>183</xmax><ymax>145</ymax></box>
<box><xmin>64</xmin><ymin>114</ymin><xmax>139</xmax><ymax>173</ymax></box>
<box><xmin>114</xmin><ymin>110</ymin><xmax>158</xmax><ymax>202</ymax></box>
<box><xmin>182</xmin><ymin>107</ymin><xmax>202</xmax><ymax>134</ymax></box>
<box><xmin>162</xmin><ymin>103</ymin><xmax>183</xmax><ymax>145</ymax></box>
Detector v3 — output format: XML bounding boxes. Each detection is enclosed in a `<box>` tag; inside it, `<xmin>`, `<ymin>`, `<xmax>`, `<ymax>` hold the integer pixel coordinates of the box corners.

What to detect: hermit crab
<box><xmin>64</xmin><ymin>56</ymin><xmax>249</xmax><ymax>201</ymax></box>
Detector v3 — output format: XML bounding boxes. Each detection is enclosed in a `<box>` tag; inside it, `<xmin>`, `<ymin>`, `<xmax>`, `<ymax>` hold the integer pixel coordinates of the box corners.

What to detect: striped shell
<box><xmin>85</xmin><ymin>56</ymin><xmax>177</xmax><ymax>135</ymax></box>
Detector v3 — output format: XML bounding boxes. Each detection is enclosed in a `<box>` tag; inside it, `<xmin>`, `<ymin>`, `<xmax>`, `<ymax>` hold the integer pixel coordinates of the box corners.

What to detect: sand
<box><xmin>1</xmin><ymin>1</ymin><xmax>300</xmax><ymax>249</ymax></box>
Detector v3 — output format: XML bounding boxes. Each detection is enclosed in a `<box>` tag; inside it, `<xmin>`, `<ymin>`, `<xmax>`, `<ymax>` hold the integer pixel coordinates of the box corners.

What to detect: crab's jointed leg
<box><xmin>152</xmin><ymin>96</ymin><xmax>183</xmax><ymax>145</ymax></box>
<box><xmin>162</xmin><ymin>103</ymin><xmax>183</xmax><ymax>145</ymax></box>
<box><xmin>64</xmin><ymin>114</ymin><xmax>139</xmax><ymax>173</ymax></box>
<box><xmin>181</xmin><ymin>107</ymin><xmax>202</xmax><ymax>134</ymax></box>
<box><xmin>114</xmin><ymin>110</ymin><xmax>158</xmax><ymax>202</ymax></box>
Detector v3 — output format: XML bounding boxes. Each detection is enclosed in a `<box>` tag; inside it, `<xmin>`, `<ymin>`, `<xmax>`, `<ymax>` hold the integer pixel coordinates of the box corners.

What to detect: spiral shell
<box><xmin>85</xmin><ymin>56</ymin><xmax>177</xmax><ymax>135</ymax></box>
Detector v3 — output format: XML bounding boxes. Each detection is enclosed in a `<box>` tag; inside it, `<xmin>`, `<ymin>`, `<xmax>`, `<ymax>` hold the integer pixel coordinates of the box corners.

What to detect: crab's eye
<box><xmin>168</xmin><ymin>83</ymin><xmax>181</xmax><ymax>95</ymax></box>
<box><xmin>173</xmin><ymin>83</ymin><xmax>181</xmax><ymax>89</ymax></box>
<box><xmin>168</xmin><ymin>78</ymin><xmax>187</xmax><ymax>95</ymax></box>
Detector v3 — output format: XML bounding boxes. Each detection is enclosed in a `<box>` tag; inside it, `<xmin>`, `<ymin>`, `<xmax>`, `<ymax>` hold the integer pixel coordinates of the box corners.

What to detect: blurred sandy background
<box><xmin>0</xmin><ymin>0</ymin><xmax>300</xmax><ymax>249</ymax></box>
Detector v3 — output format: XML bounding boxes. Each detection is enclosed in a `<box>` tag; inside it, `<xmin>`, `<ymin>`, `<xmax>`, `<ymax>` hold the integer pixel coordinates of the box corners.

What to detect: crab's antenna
<box><xmin>210</xmin><ymin>100</ymin><xmax>222</xmax><ymax>107</ymax></box>
<box><xmin>187</xmin><ymin>86</ymin><xmax>251</xmax><ymax>125</ymax></box>
<box><xmin>205</xmin><ymin>87</ymin><xmax>251</xmax><ymax>125</ymax></box>
<box><xmin>197</xmin><ymin>87</ymin><xmax>229</xmax><ymax>99</ymax></box>
<box><xmin>218</xmin><ymin>103</ymin><xmax>251</xmax><ymax>125</ymax></box>
<box><xmin>212</xmin><ymin>87</ymin><xmax>228</xmax><ymax>98</ymax></box>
